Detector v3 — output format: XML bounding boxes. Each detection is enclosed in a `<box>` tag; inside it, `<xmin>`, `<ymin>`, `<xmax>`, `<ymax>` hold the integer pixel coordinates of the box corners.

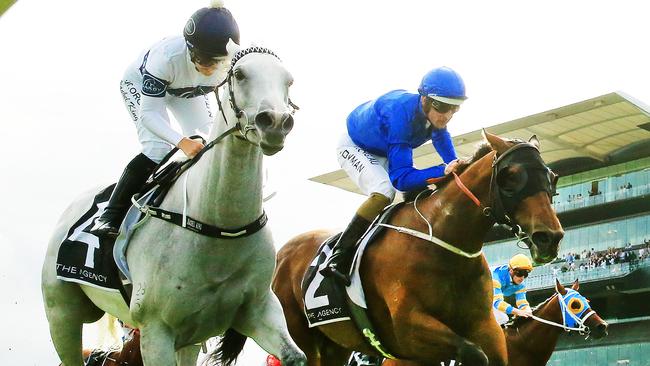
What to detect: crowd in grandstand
<box><xmin>550</xmin><ymin>240</ymin><xmax>649</xmax><ymax>274</ymax></box>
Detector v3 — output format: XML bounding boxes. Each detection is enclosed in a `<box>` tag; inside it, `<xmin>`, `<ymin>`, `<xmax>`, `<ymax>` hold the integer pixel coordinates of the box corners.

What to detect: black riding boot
<box><xmin>90</xmin><ymin>153</ymin><xmax>157</xmax><ymax>238</ymax></box>
<box><xmin>320</xmin><ymin>214</ymin><xmax>372</xmax><ymax>286</ymax></box>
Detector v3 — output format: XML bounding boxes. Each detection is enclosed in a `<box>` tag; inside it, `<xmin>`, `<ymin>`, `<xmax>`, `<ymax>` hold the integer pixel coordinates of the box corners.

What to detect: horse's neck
<box><xmin>515</xmin><ymin>297</ymin><xmax>563</xmax><ymax>360</ymax></box>
<box><xmin>419</xmin><ymin>154</ymin><xmax>497</xmax><ymax>249</ymax></box>
<box><xmin>185</xmin><ymin>116</ymin><xmax>264</xmax><ymax>227</ymax></box>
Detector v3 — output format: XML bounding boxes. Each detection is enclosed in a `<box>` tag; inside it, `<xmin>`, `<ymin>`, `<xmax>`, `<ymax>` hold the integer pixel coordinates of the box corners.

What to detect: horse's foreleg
<box><xmin>394</xmin><ymin>311</ymin><xmax>488</xmax><ymax>366</ymax></box>
<box><xmin>234</xmin><ymin>292</ymin><xmax>307</xmax><ymax>366</ymax></box>
<box><xmin>139</xmin><ymin>322</ymin><xmax>177</xmax><ymax>366</ymax></box>
<box><xmin>175</xmin><ymin>344</ymin><xmax>201</xmax><ymax>366</ymax></box>
<box><xmin>466</xmin><ymin>317</ymin><xmax>507</xmax><ymax>366</ymax></box>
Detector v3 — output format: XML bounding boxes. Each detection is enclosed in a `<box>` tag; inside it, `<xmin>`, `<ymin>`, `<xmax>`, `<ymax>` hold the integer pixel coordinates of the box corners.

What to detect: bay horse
<box><xmin>272</xmin><ymin>131</ymin><xmax>564</xmax><ymax>366</ymax></box>
<box><xmin>504</xmin><ymin>278</ymin><xmax>608</xmax><ymax>366</ymax></box>
<box><xmin>42</xmin><ymin>47</ymin><xmax>306</xmax><ymax>366</ymax></box>
<box><xmin>381</xmin><ymin>279</ymin><xmax>609</xmax><ymax>366</ymax></box>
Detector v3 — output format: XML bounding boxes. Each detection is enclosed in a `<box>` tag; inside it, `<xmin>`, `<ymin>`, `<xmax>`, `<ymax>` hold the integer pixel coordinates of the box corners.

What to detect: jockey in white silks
<box><xmin>492</xmin><ymin>254</ymin><xmax>534</xmax><ymax>325</ymax></box>
<box><xmin>91</xmin><ymin>0</ymin><xmax>239</xmax><ymax>238</ymax></box>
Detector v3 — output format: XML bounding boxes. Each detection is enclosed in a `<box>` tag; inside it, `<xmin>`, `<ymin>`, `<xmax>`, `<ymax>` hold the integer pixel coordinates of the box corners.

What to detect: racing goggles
<box><xmin>514</xmin><ymin>269</ymin><xmax>531</xmax><ymax>278</ymax></box>
<box><xmin>430</xmin><ymin>97</ymin><xmax>460</xmax><ymax>114</ymax></box>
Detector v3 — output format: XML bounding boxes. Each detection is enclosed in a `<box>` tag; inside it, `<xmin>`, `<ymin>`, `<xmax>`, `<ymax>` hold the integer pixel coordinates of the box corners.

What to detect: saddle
<box><xmin>301</xmin><ymin>203</ymin><xmax>404</xmax><ymax>359</ymax></box>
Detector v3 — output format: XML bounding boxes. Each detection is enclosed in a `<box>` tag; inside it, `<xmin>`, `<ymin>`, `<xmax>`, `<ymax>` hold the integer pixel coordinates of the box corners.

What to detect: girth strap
<box><xmin>140</xmin><ymin>205</ymin><xmax>268</xmax><ymax>239</ymax></box>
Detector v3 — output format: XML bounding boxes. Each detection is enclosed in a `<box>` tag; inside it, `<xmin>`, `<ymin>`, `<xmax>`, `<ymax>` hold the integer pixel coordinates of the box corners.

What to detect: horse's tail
<box><xmin>203</xmin><ymin>328</ymin><xmax>247</xmax><ymax>366</ymax></box>
<box><xmin>94</xmin><ymin>313</ymin><xmax>123</xmax><ymax>351</ymax></box>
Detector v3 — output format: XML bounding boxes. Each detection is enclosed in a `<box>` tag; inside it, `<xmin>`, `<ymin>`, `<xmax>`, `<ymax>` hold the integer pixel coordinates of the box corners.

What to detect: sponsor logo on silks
<box><xmin>184</xmin><ymin>18</ymin><xmax>196</xmax><ymax>36</ymax></box>
<box><xmin>341</xmin><ymin>149</ymin><xmax>366</xmax><ymax>173</ymax></box>
<box><xmin>142</xmin><ymin>72</ymin><xmax>168</xmax><ymax>97</ymax></box>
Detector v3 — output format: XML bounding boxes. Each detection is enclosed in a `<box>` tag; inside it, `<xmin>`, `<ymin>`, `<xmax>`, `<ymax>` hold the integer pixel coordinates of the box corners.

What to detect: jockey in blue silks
<box><xmin>320</xmin><ymin>66</ymin><xmax>467</xmax><ymax>285</ymax></box>
<box><xmin>492</xmin><ymin>254</ymin><xmax>534</xmax><ymax>325</ymax></box>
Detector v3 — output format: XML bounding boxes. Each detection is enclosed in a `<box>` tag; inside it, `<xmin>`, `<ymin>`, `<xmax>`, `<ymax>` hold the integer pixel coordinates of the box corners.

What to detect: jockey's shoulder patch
<box><xmin>142</xmin><ymin>70</ymin><xmax>168</xmax><ymax>97</ymax></box>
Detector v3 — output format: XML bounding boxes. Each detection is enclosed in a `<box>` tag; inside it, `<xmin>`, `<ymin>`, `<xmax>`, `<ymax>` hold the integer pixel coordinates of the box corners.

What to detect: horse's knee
<box><xmin>456</xmin><ymin>340</ymin><xmax>488</xmax><ymax>366</ymax></box>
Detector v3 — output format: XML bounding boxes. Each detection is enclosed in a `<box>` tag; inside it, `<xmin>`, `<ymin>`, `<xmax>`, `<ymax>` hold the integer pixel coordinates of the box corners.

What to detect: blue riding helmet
<box><xmin>183</xmin><ymin>3</ymin><xmax>240</xmax><ymax>57</ymax></box>
<box><xmin>417</xmin><ymin>66</ymin><xmax>467</xmax><ymax>105</ymax></box>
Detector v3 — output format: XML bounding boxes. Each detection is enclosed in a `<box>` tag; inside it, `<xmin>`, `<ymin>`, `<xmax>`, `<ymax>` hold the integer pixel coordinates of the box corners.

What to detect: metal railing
<box><xmin>526</xmin><ymin>257</ymin><xmax>650</xmax><ymax>290</ymax></box>
<box><xmin>552</xmin><ymin>183</ymin><xmax>650</xmax><ymax>213</ymax></box>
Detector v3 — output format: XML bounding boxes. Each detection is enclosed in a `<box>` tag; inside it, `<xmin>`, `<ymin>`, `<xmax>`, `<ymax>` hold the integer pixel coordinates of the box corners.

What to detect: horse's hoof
<box><xmin>457</xmin><ymin>341</ymin><xmax>488</xmax><ymax>366</ymax></box>
<box><xmin>281</xmin><ymin>348</ymin><xmax>307</xmax><ymax>366</ymax></box>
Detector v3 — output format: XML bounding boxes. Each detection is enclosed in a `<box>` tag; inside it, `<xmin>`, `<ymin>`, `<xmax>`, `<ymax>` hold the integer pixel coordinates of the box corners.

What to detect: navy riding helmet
<box><xmin>183</xmin><ymin>2</ymin><xmax>240</xmax><ymax>58</ymax></box>
<box><xmin>417</xmin><ymin>66</ymin><xmax>467</xmax><ymax>105</ymax></box>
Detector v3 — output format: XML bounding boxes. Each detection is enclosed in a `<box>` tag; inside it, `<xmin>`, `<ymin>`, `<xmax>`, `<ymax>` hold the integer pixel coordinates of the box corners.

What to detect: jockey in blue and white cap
<box><xmin>91</xmin><ymin>0</ymin><xmax>240</xmax><ymax>238</ymax></box>
<box><xmin>321</xmin><ymin>66</ymin><xmax>467</xmax><ymax>285</ymax></box>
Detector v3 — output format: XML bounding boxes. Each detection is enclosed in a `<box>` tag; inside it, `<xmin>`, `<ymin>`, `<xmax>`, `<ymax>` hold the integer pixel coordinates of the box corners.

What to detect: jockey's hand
<box><xmin>512</xmin><ymin>307</ymin><xmax>533</xmax><ymax>318</ymax></box>
<box><xmin>444</xmin><ymin>159</ymin><xmax>460</xmax><ymax>175</ymax></box>
<box><xmin>178</xmin><ymin>137</ymin><xmax>205</xmax><ymax>158</ymax></box>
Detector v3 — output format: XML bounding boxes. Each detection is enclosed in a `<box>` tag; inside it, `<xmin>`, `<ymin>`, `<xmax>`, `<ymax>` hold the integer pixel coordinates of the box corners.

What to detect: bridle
<box><xmin>449</xmin><ymin>142</ymin><xmax>558</xmax><ymax>246</ymax></box>
<box><xmin>213</xmin><ymin>46</ymin><xmax>299</xmax><ymax>144</ymax></box>
<box><xmin>528</xmin><ymin>289</ymin><xmax>599</xmax><ymax>338</ymax></box>
<box><xmin>379</xmin><ymin>142</ymin><xmax>557</xmax><ymax>259</ymax></box>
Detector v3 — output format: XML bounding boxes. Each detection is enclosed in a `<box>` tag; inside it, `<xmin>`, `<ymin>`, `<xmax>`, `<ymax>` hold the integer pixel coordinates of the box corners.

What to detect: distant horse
<box><xmin>504</xmin><ymin>278</ymin><xmax>608</xmax><ymax>366</ymax></box>
<box><xmin>272</xmin><ymin>131</ymin><xmax>564</xmax><ymax>366</ymax></box>
<box><xmin>42</xmin><ymin>47</ymin><xmax>306</xmax><ymax>366</ymax></box>
<box><xmin>382</xmin><ymin>279</ymin><xmax>609</xmax><ymax>366</ymax></box>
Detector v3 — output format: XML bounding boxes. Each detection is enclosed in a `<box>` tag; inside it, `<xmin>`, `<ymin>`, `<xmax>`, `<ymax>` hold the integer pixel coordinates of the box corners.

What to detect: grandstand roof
<box><xmin>311</xmin><ymin>91</ymin><xmax>650</xmax><ymax>195</ymax></box>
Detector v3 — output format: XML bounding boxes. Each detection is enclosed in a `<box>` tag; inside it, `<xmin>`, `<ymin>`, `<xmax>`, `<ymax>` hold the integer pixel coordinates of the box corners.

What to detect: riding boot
<box><xmin>320</xmin><ymin>214</ymin><xmax>372</xmax><ymax>286</ymax></box>
<box><xmin>90</xmin><ymin>153</ymin><xmax>157</xmax><ymax>238</ymax></box>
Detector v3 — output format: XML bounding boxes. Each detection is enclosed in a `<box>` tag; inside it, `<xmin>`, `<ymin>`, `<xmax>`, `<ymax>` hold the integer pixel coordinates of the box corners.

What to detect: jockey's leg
<box><xmin>139</xmin><ymin>322</ymin><xmax>177</xmax><ymax>366</ymax></box>
<box><xmin>90</xmin><ymin>153</ymin><xmax>156</xmax><ymax>238</ymax></box>
<box><xmin>320</xmin><ymin>192</ymin><xmax>391</xmax><ymax>285</ymax></box>
<box><xmin>393</xmin><ymin>311</ymin><xmax>488</xmax><ymax>366</ymax></box>
<box><xmin>234</xmin><ymin>292</ymin><xmax>307</xmax><ymax>366</ymax></box>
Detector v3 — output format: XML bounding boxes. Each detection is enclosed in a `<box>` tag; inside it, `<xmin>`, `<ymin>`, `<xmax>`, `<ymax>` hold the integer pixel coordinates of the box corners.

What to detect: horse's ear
<box><xmin>528</xmin><ymin>135</ymin><xmax>540</xmax><ymax>149</ymax></box>
<box><xmin>226</xmin><ymin>39</ymin><xmax>241</xmax><ymax>58</ymax></box>
<box><xmin>482</xmin><ymin>129</ymin><xmax>510</xmax><ymax>155</ymax></box>
<box><xmin>555</xmin><ymin>278</ymin><xmax>567</xmax><ymax>295</ymax></box>
<box><xmin>572</xmin><ymin>279</ymin><xmax>580</xmax><ymax>290</ymax></box>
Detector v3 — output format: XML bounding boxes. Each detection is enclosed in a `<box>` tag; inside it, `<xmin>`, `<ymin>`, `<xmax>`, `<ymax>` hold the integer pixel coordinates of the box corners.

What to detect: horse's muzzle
<box><xmin>529</xmin><ymin>229</ymin><xmax>564</xmax><ymax>263</ymax></box>
<box><xmin>255</xmin><ymin>110</ymin><xmax>294</xmax><ymax>155</ymax></box>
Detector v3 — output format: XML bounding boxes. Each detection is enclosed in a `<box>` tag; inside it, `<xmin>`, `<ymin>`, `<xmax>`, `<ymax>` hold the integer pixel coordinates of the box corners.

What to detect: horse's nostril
<box><xmin>282</xmin><ymin>114</ymin><xmax>294</xmax><ymax>132</ymax></box>
<box><xmin>531</xmin><ymin>230</ymin><xmax>564</xmax><ymax>247</ymax></box>
<box><xmin>255</xmin><ymin>112</ymin><xmax>274</xmax><ymax>130</ymax></box>
<box><xmin>597</xmin><ymin>323</ymin><xmax>608</xmax><ymax>333</ymax></box>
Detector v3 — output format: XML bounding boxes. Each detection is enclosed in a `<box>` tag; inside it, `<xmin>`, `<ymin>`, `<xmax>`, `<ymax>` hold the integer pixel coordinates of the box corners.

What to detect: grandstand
<box><xmin>311</xmin><ymin>92</ymin><xmax>650</xmax><ymax>365</ymax></box>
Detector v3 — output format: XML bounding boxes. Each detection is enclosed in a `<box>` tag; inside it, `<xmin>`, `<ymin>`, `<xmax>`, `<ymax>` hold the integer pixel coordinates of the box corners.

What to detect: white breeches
<box><xmin>493</xmin><ymin>308</ymin><xmax>509</xmax><ymax>325</ymax></box>
<box><xmin>336</xmin><ymin>133</ymin><xmax>396</xmax><ymax>201</ymax></box>
<box><xmin>119</xmin><ymin>77</ymin><xmax>212</xmax><ymax>163</ymax></box>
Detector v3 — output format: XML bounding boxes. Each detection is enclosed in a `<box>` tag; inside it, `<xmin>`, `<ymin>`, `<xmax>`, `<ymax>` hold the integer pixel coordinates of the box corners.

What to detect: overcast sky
<box><xmin>1</xmin><ymin>0</ymin><xmax>650</xmax><ymax>365</ymax></box>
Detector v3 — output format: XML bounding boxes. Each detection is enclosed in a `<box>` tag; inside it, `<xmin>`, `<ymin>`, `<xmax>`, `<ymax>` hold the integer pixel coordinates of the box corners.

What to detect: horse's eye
<box><xmin>497</xmin><ymin>165</ymin><xmax>528</xmax><ymax>195</ymax></box>
<box><xmin>234</xmin><ymin>69</ymin><xmax>245</xmax><ymax>81</ymax></box>
<box><xmin>287</xmin><ymin>78</ymin><xmax>294</xmax><ymax>87</ymax></box>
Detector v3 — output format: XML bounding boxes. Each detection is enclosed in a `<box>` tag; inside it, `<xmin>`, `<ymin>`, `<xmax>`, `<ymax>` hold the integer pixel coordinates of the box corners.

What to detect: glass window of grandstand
<box><xmin>553</xmin><ymin>167</ymin><xmax>650</xmax><ymax>213</ymax></box>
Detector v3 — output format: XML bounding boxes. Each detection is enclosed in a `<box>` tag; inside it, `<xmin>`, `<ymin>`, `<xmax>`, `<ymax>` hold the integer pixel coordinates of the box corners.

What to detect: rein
<box><xmin>377</xmin><ymin>143</ymin><xmax>549</xmax><ymax>258</ymax></box>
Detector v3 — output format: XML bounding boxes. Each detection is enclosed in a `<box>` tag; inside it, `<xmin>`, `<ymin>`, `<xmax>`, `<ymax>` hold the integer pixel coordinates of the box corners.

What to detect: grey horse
<box><xmin>42</xmin><ymin>47</ymin><xmax>307</xmax><ymax>366</ymax></box>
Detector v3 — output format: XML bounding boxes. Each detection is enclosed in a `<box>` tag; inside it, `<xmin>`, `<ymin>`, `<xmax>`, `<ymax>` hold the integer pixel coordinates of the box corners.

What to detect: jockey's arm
<box><xmin>431</xmin><ymin>127</ymin><xmax>458</xmax><ymax>164</ymax></box>
<box><xmin>514</xmin><ymin>287</ymin><xmax>531</xmax><ymax>310</ymax></box>
<box><xmin>492</xmin><ymin>279</ymin><xmax>515</xmax><ymax>314</ymax></box>
<box><xmin>139</xmin><ymin>94</ymin><xmax>184</xmax><ymax>146</ymax></box>
<box><xmin>387</xmin><ymin>143</ymin><xmax>446</xmax><ymax>191</ymax></box>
